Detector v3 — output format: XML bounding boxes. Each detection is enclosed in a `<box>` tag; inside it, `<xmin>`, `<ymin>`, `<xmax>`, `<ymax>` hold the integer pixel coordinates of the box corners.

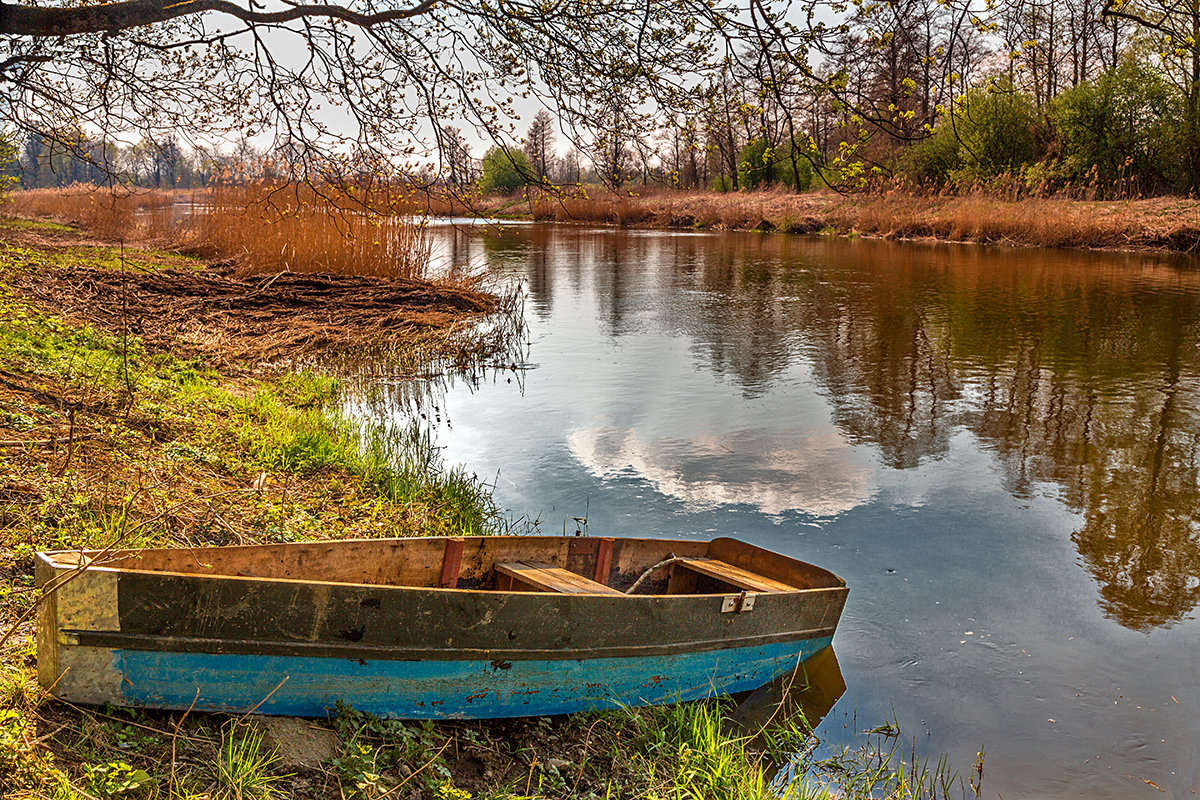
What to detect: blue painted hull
<box><xmin>37</xmin><ymin>535</ymin><xmax>849</xmax><ymax>719</ymax></box>
<box><xmin>115</xmin><ymin>635</ymin><xmax>834</xmax><ymax>719</ymax></box>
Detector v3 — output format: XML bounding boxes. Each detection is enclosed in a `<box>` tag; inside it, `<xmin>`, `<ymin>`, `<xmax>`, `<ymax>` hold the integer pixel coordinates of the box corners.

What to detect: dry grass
<box><xmin>522</xmin><ymin>187</ymin><xmax>1200</xmax><ymax>252</ymax></box>
<box><xmin>172</xmin><ymin>182</ymin><xmax>433</xmax><ymax>279</ymax></box>
<box><xmin>3</xmin><ymin>185</ymin><xmax>176</xmax><ymax>240</ymax></box>
<box><xmin>4</xmin><ymin>181</ymin><xmax>441</xmax><ymax>279</ymax></box>
<box><xmin>15</xmin><ymin>181</ymin><xmax>1200</xmax><ymax>259</ymax></box>
<box><xmin>10</xmin><ymin>261</ymin><xmax>499</xmax><ymax>363</ymax></box>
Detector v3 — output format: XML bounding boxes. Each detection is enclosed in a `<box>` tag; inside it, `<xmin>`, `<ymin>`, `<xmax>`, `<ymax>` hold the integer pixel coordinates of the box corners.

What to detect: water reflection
<box><xmin>452</xmin><ymin>227</ymin><xmax>1200</xmax><ymax>631</ymax></box>
<box><xmin>730</xmin><ymin>645</ymin><xmax>847</xmax><ymax>734</ymax></box>
<box><xmin>569</xmin><ymin>427</ymin><xmax>871</xmax><ymax>516</ymax></box>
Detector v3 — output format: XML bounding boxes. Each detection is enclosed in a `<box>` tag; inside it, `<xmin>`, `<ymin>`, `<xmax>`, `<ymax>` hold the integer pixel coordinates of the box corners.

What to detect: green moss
<box><xmin>0</xmin><ymin>216</ymin><xmax>79</xmax><ymax>234</ymax></box>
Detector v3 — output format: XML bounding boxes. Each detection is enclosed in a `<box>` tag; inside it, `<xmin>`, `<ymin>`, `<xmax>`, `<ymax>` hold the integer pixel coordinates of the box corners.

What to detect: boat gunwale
<box><xmin>35</xmin><ymin>534</ymin><xmax>848</xmax><ymax>597</ymax></box>
<box><xmin>36</xmin><ymin>557</ymin><xmax>848</xmax><ymax>600</ymax></box>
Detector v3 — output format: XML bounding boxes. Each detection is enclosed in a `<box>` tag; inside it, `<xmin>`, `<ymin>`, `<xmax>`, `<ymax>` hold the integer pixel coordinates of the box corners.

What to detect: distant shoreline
<box><xmin>470</xmin><ymin>189</ymin><xmax>1200</xmax><ymax>256</ymax></box>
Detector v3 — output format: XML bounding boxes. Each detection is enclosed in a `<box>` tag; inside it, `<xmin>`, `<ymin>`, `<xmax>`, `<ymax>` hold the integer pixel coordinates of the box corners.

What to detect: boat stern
<box><xmin>35</xmin><ymin>551</ymin><xmax>125</xmax><ymax>706</ymax></box>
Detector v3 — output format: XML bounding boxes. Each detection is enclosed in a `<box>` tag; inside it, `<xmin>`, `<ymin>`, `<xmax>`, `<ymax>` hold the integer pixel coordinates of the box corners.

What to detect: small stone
<box><xmin>251</xmin><ymin>716</ymin><xmax>341</xmax><ymax>769</ymax></box>
<box><xmin>546</xmin><ymin>757</ymin><xmax>572</xmax><ymax>771</ymax></box>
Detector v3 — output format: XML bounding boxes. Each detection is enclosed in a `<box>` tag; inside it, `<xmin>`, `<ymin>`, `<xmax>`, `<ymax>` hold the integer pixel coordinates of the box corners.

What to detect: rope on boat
<box><xmin>625</xmin><ymin>553</ymin><xmax>682</xmax><ymax>595</ymax></box>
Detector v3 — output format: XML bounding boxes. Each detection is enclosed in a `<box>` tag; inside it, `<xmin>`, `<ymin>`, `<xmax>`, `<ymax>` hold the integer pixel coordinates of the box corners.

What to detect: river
<box><xmin>372</xmin><ymin>221</ymin><xmax>1200</xmax><ymax>798</ymax></box>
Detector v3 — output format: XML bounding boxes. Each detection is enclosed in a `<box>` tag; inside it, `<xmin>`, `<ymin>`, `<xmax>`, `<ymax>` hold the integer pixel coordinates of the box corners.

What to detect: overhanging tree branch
<box><xmin>0</xmin><ymin>0</ymin><xmax>440</xmax><ymax>37</ymax></box>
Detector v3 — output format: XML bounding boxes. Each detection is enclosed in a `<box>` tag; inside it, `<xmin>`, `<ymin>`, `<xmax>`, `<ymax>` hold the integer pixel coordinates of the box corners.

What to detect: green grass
<box><xmin>0</xmin><ymin>709</ymin><xmax>74</xmax><ymax>800</ymax></box>
<box><xmin>83</xmin><ymin>761</ymin><xmax>155</xmax><ymax>798</ymax></box>
<box><xmin>3</xmin><ymin>690</ymin><xmax>971</xmax><ymax>800</ymax></box>
<box><xmin>0</xmin><ymin>237</ymin><xmax>201</xmax><ymax>278</ymax></box>
<box><xmin>312</xmin><ymin>698</ymin><xmax>974</xmax><ymax>800</ymax></box>
<box><xmin>0</xmin><ymin>216</ymin><xmax>78</xmax><ymax>234</ymax></box>
<box><xmin>0</xmin><ymin>274</ymin><xmax>503</xmax><ymax>554</ymax></box>
<box><xmin>210</xmin><ymin>724</ymin><xmax>288</xmax><ymax>800</ymax></box>
<box><xmin>0</xmin><ymin>290</ymin><xmax>137</xmax><ymax>389</ymax></box>
<box><xmin>626</xmin><ymin>699</ymin><xmax>781</xmax><ymax>800</ymax></box>
<box><xmin>349</xmin><ymin>419</ymin><xmax>501</xmax><ymax>536</ymax></box>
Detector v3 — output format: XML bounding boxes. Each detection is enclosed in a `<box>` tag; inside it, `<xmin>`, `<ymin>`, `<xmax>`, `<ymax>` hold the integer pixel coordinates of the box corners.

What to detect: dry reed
<box><xmin>174</xmin><ymin>182</ymin><xmax>432</xmax><ymax>279</ymax></box>
<box><xmin>11</xmin><ymin>181</ymin><xmax>1200</xmax><ymax>258</ymax></box>
<box><xmin>5</xmin><ymin>181</ymin><xmax>438</xmax><ymax>280</ymax></box>
<box><xmin>4</xmin><ymin>185</ymin><xmax>175</xmax><ymax>240</ymax></box>
<box><xmin>521</xmin><ymin>187</ymin><xmax>1200</xmax><ymax>252</ymax></box>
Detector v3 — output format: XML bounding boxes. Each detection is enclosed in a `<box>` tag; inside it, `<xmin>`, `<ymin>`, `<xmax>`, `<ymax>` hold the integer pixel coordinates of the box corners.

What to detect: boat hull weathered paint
<box><xmin>36</xmin><ymin>535</ymin><xmax>848</xmax><ymax>719</ymax></box>
<box><xmin>78</xmin><ymin>637</ymin><xmax>833</xmax><ymax>719</ymax></box>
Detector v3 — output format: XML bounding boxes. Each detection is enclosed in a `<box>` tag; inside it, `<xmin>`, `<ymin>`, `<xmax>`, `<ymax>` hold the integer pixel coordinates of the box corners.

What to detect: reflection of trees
<box><xmin>514</xmin><ymin>227</ymin><xmax>1200</xmax><ymax>629</ymax></box>
<box><xmin>588</xmin><ymin>233</ymin><xmax>642</xmax><ymax>338</ymax></box>
<box><xmin>807</xmin><ymin>242</ymin><xmax>1200</xmax><ymax>630</ymax></box>
<box><xmin>1073</xmin><ymin>370</ymin><xmax>1200</xmax><ymax>629</ymax></box>
<box><xmin>945</xmin><ymin>271</ymin><xmax>1200</xmax><ymax>629</ymax></box>
<box><xmin>672</xmin><ymin>235</ymin><xmax>805</xmax><ymax>397</ymax></box>
<box><xmin>802</xmin><ymin>266</ymin><xmax>959</xmax><ymax>469</ymax></box>
<box><xmin>808</xmin><ymin>244</ymin><xmax>1200</xmax><ymax>630</ymax></box>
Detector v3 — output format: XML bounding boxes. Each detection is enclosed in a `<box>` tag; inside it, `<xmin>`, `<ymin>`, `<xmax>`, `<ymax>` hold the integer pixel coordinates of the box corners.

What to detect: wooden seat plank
<box><xmin>675</xmin><ymin>557</ymin><xmax>794</xmax><ymax>593</ymax></box>
<box><xmin>495</xmin><ymin>561</ymin><xmax>624</xmax><ymax>595</ymax></box>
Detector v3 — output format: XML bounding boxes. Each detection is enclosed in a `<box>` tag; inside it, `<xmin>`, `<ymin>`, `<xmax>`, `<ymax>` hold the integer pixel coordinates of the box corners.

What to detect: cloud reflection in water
<box><xmin>568</xmin><ymin>426</ymin><xmax>874</xmax><ymax>517</ymax></box>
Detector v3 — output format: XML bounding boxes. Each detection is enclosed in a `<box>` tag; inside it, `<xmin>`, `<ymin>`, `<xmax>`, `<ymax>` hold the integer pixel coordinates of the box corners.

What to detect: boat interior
<box><xmin>43</xmin><ymin>535</ymin><xmax>845</xmax><ymax>596</ymax></box>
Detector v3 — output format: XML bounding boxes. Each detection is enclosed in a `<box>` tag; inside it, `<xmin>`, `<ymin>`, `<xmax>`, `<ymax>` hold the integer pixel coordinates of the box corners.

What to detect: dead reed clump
<box><xmin>531</xmin><ymin>193</ymin><xmax>620</xmax><ymax>224</ymax></box>
<box><xmin>4</xmin><ymin>185</ymin><xmax>175</xmax><ymax>240</ymax></box>
<box><xmin>4</xmin><ymin>181</ymin><xmax>441</xmax><ymax>280</ymax></box>
<box><xmin>920</xmin><ymin>196</ymin><xmax>1137</xmax><ymax>249</ymax></box>
<box><xmin>176</xmin><ymin>182</ymin><xmax>433</xmax><ymax>280</ymax></box>
<box><xmin>12</xmin><ymin>261</ymin><xmax>498</xmax><ymax>361</ymax></box>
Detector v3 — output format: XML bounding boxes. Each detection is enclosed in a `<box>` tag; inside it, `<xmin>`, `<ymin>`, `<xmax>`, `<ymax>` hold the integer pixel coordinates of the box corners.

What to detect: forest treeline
<box><xmin>3</xmin><ymin>132</ymin><xmax>256</xmax><ymax>190</ymax></box>
<box><xmin>553</xmin><ymin>0</ymin><xmax>1200</xmax><ymax>200</ymax></box>
<box><xmin>5</xmin><ymin>0</ymin><xmax>1198</xmax><ymax>200</ymax></box>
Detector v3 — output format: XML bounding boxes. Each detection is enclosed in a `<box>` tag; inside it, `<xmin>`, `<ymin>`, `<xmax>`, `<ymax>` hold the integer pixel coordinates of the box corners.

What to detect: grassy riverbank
<box><xmin>0</xmin><ymin>215</ymin><xmax>974</xmax><ymax>799</ymax></box>
<box><xmin>501</xmin><ymin>188</ymin><xmax>1200</xmax><ymax>253</ymax></box>
<box><xmin>0</xmin><ymin>216</ymin><xmax>510</xmax><ymax>797</ymax></box>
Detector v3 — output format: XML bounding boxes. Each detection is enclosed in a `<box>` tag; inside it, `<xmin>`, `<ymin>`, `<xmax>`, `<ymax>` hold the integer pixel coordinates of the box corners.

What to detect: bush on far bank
<box><xmin>1048</xmin><ymin>57</ymin><xmax>1182</xmax><ymax>193</ymax></box>
<box><xmin>737</xmin><ymin>138</ymin><xmax>814</xmax><ymax>192</ymax></box>
<box><xmin>900</xmin><ymin>79</ymin><xmax>1043</xmax><ymax>188</ymax></box>
<box><xmin>479</xmin><ymin>147</ymin><xmax>534</xmax><ymax>194</ymax></box>
<box><xmin>894</xmin><ymin>63</ymin><xmax>1192</xmax><ymax>198</ymax></box>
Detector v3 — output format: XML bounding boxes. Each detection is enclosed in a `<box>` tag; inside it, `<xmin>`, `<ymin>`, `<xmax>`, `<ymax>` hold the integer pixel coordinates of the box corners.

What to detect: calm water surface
<box><xmin>374</xmin><ymin>222</ymin><xmax>1200</xmax><ymax>798</ymax></box>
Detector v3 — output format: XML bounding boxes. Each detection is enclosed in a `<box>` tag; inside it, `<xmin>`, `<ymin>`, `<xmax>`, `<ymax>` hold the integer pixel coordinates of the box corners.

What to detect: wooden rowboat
<box><xmin>36</xmin><ymin>535</ymin><xmax>848</xmax><ymax>719</ymax></box>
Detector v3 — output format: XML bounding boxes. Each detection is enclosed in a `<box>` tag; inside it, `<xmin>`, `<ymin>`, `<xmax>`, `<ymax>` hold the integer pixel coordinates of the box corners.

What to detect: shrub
<box><xmin>900</xmin><ymin>80</ymin><xmax>1043</xmax><ymax>186</ymax></box>
<box><xmin>951</xmin><ymin>81</ymin><xmax>1043</xmax><ymax>181</ymax></box>
<box><xmin>737</xmin><ymin>137</ymin><xmax>813</xmax><ymax>192</ymax></box>
<box><xmin>775</xmin><ymin>141</ymin><xmax>814</xmax><ymax>191</ymax></box>
<box><xmin>710</xmin><ymin>173</ymin><xmax>735</xmax><ymax>192</ymax></box>
<box><xmin>1049</xmin><ymin>57</ymin><xmax>1182</xmax><ymax>193</ymax></box>
<box><xmin>737</xmin><ymin>138</ymin><xmax>775</xmax><ymax>190</ymax></box>
<box><xmin>900</xmin><ymin>124</ymin><xmax>962</xmax><ymax>184</ymax></box>
<box><xmin>478</xmin><ymin>147</ymin><xmax>533</xmax><ymax>194</ymax></box>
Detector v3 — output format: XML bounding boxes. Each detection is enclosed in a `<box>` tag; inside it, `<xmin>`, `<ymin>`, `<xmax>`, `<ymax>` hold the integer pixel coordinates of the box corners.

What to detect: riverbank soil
<box><xmin>0</xmin><ymin>217</ymin><xmax>864</xmax><ymax>800</ymax></box>
<box><xmin>521</xmin><ymin>189</ymin><xmax>1200</xmax><ymax>253</ymax></box>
